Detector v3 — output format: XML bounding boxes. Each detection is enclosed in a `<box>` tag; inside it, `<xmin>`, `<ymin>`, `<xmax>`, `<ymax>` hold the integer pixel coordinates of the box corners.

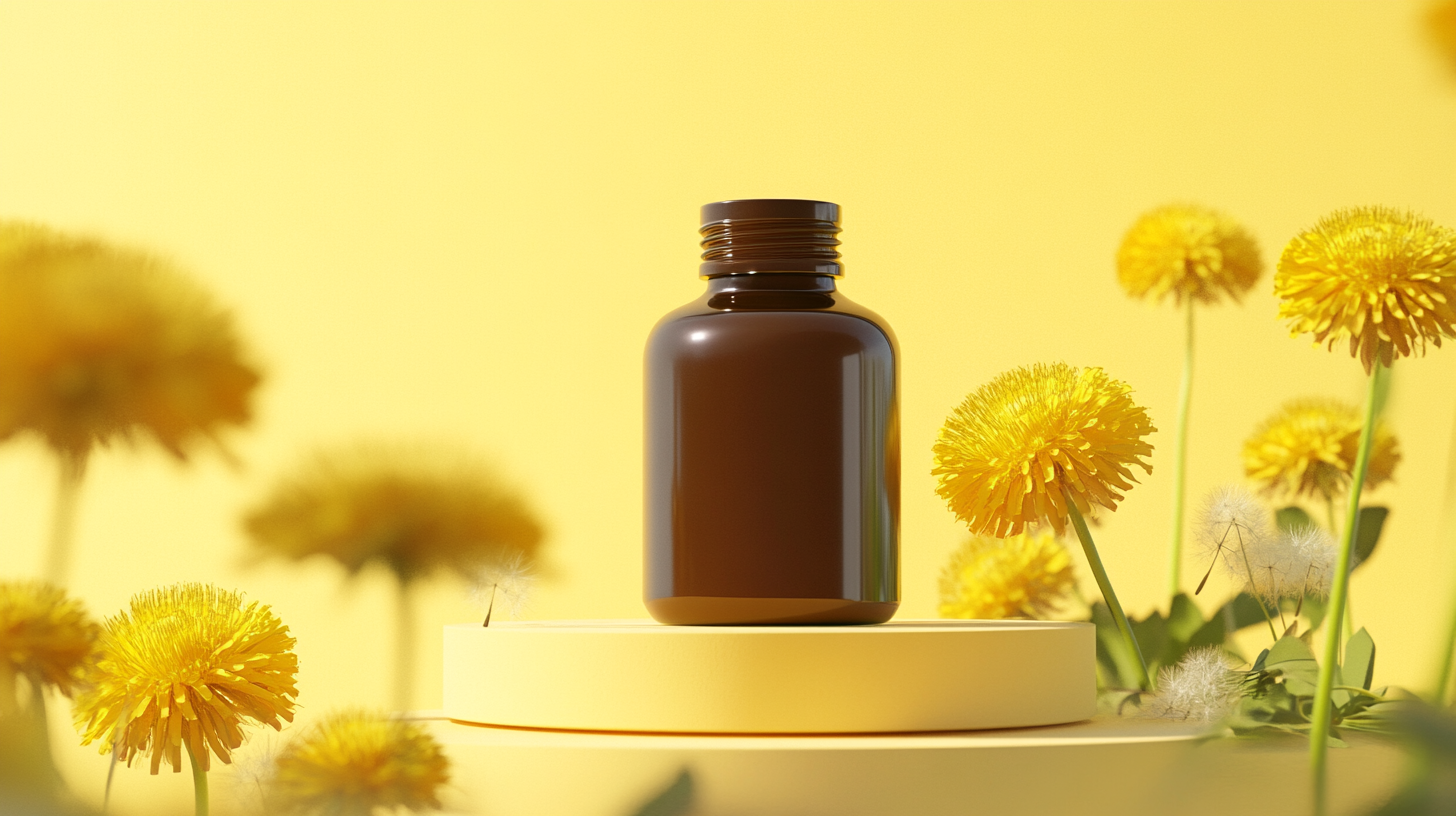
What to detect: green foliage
<box><xmin>1234</xmin><ymin>627</ymin><xmax>1394</xmax><ymax>745</ymax></box>
<box><xmin>1276</xmin><ymin>506</ymin><xmax>1314</xmax><ymax>534</ymax></box>
<box><xmin>628</xmin><ymin>769</ymin><xmax>694</xmax><ymax>816</ymax></box>
<box><xmin>1093</xmin><ymin>591</ymin><xmax>1263</xmax><ymax>690</ymax></box>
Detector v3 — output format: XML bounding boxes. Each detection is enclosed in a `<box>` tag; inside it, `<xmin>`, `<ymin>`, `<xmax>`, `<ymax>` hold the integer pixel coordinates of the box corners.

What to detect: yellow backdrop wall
<box><xmin>1</xmin><ymin>2</ymin><xmax>1454</xmax><ymax>812</ymax></box>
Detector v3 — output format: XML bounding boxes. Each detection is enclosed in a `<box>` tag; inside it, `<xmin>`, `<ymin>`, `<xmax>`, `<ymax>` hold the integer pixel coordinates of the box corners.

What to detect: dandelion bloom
<box><xmin>0</xmin><ymin>582</ymin><xmax>99</xmax><ymax>697</ymax></box>
<box><xmin>933</xmin><ymin>363</ymin><xmax>1155</xmax><ymax>537</ymax></box>
<box><xmin>271</xmin><ymin>710</ymin><xmax>449</xmax><ymax>816</ymax></box>
<box><xmin>244</xmin><ymin>444</ymin><xmax>545</xmax><ymax>582</ymax></box>
<box><xmin>1116</xmin><ymin>204</ymin><xmax>1263</xmax><ymax>305</ymax></box>
<box><xmin>74</xmin><ymin>584</ymin><xmax>298</xmax><ymax>774</ymax></box>
<box><xmin>938</xmin><ymin>531</ymin><xmax>1075</xmax><ymax>620</ymax></box>
<box><xmin>1243</xmin><ymin>398</ymin><xmax>1399</xmax><ymax>501</ymax></box>
<box><xmin>1275</xmin><ymin>207</ymin><xmax>1456</xmax><ymax>373</ymax></box>
<box><xmin>0</xmin><ymin>221</ymin><xmax>260</xmax><ymax>460</ymax></box>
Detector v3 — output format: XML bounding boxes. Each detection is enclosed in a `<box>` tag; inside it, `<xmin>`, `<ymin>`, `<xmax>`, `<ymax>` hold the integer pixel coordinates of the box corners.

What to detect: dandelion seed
<box><xmin>472</xmin><ymin>552</ymin><xmax>536</xmax><ymax>626</ymax></box>
<box><xmin>1141</xmin><ymin>647</ymin><xmax>1242</xmax><ymax>723</ymax></box>
<box><xmin>1193</xmin><ymin>486</ymin><xmax>1271</xmax><ymax>593</ymax></box>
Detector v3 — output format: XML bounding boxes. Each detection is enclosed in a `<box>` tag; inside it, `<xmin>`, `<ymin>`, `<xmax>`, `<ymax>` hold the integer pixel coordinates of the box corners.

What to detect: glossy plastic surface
<box><xmin>644</xmin><ymin>274</ymin><xmax>899</xmax><ymax>624</ymax></box>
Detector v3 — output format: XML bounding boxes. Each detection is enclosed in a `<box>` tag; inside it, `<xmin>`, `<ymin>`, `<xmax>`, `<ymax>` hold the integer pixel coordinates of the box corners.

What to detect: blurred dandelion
<box><xmin>934</xmin><ymin>362</ymin><xmax>1155</xmax><ymax>689</ymax></box>
<box><xmin>1429</xmin><ymin>1</ymin><xmax>1456</xmax><ymax>75</ymax></box>
<box><xmin>0</xmin><ymin>221</ymin><xmax>261</xmax><ymax>584</ymax></box>
<box><xmin>269</xmin><ymin>710</ymin><xmax>449</xmax><ymax>816</ymax></box>
<box><xmin>1117</xmin><ymin>204</ymin><xmax>1262</xmax><ymax>306</ymax></box>
<box><xmin>0</xmin><ymin>582</ymin><xmax>100</xmax><ymax>800</ymax></box>
<box><xmin>0</xmin><ymin>581</ymin><xmax>99</xmax><ymax>702</ymax></box>
<box><xmin>1140</xmin><ymin>646</ymin><xmax>1242</xmax><ymax>724</ymax></box>
<box><xmin>73</xmin><ymin>583</ymin><xmax>298</xmax><ymax>815</ymax></box>
<box><xmin>1244</xmin><ymin>398</ymin><xmax>1400</xmax><ymax>507</ymax></box>
<box><xmin>244</xmin><ymin>442</ymin><xmax>545</xmax><ymax>710</ymax></box>
<box><xmin>938</xmin><ymin>531</ymin><xmax>1075</xmax><ymax>620</ymax></box>
<box><xmin>1117</xmin><ymin>204</ymin><xmax>1263</xmax><ymax>602</ymax></box>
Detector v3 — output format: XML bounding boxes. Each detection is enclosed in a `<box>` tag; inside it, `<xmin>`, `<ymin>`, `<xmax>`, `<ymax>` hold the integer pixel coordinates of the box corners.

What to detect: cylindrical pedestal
<box><xmin>443</xmin><ymin>619</ymin><xmax>1094</xmax><ymax>733</ymax></box>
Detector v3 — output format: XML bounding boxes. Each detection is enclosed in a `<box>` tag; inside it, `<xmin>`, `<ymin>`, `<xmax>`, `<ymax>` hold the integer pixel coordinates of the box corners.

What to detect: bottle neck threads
<box><xmin>698</xmin><ymin>199</ymin><xmax>843</xmax><ymax>278</ymax></box>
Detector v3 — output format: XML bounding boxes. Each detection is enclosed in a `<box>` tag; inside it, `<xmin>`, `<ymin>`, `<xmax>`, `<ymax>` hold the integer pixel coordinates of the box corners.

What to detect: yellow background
<box><xmin>1</xmin><ymin>1</ymin><xmax>1455</xmax><ymax>811</ymax></box>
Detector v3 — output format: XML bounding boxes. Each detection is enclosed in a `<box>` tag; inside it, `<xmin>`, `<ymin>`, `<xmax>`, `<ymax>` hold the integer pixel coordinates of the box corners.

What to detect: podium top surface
<box><xmin>448</xmin><ymin>618</ymin><xmax>1091</xmax><ymax>634</ymax></box>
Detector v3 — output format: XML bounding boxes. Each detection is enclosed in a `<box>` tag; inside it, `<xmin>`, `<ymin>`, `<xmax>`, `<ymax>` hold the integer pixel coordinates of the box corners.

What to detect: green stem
<box><xmin>1430</xmin><ymin>379</ymin><xmax>1456</xmax><ymax>703</ymax></box>
<box><xmin>1309</xmin><ymin>363</ymin><xmax>1382</xmax><ymax>816</ymax></box>
<box><xmin>185</xmin><ymin>740</ymin><xmax>209</xmax><ymax>816</ymax></box>
<box><xmin>43</xmin><ymin>450</ymin><xmax>88</xmax><ymax>586</ymax></box>
<box><xmin>1065</xmin><ymin>490</ymin><xmax>1151</xmax><ymax>691</ymax></box>
<box><xmin>393</xmin><ymin>578</ymin><xmax>416</xmax><ymax>713</ymax></box>
<box><xmin>1231</xmin><ymin>524</ymin><xmax>1281</xmax><ymax>642</ymax></box>
<box><xmin>1167</xmin><ymin>297</ymin><xmax>1194</xmax><ymax>602</ymax></box>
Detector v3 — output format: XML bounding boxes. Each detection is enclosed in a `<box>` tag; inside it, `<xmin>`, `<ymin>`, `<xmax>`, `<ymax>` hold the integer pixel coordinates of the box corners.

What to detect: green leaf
<box><xmin>1091</xmin><ymin>602</ymin><xmax>1144</xmax><ymax>689</ymax></box>
<box><xmin>1131</xmin><ymin>608</ymin><xmax>1169</xmax><ymax>673</ymax></box>
<box><xmin>1226</xmin><ymin>592</ymin><xmax>1272</xmax><ymax>632</ymax></box>
<box><xmin>1166</xmin><ymin>593</ymin><xmax>1204</xmax><ymax>644</ymax></box>
<box><xmin>1277</xmin><ymin>506</ymin><xmax>1314</xmax><ymax>534</ymax></box>
<box><xmin>1265</xmin><ymin>635</ymin><xmax>1320</xmax><ymax>697</ymax></box>
<box><xmin>1342</xmin><ymin>628</ymin><xmax>1376</xmax><ymax>691</ymax></box>
<box><xmin>1353</xmin><ymin>507</ymin><xmax>1389</xmax><ymax>569</ymax></box>
<box><xmin>628</xmin><ymin>769</ymin><xmax>694</xmax><ymax>816</ymax></box>
<box><xmin>1300</xmin><ymin>594</ymin><xmax>1328</xmax><ymax>632</ymax></box>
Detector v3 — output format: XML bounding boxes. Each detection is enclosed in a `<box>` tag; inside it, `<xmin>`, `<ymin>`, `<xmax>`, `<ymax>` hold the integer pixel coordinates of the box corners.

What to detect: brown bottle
<box><xmin>644</xmin><ymin>199</ymin><xmax>899</xmax><ymax>625</ymax></box>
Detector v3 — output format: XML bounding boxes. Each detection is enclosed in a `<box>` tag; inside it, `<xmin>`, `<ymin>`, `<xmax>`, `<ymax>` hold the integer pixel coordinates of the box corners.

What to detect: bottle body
<box><xmin>644</xmin><ymin>274</ymin><xmax>900</xmax><ymax>624</ymax></box>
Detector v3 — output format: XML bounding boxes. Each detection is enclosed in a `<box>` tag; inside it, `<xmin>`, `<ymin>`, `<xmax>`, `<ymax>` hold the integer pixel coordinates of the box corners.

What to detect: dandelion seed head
<box><xmin>1142</xmin><ymin>647</ymin><xmax>1242</xmax><ymax>723</ymax></box>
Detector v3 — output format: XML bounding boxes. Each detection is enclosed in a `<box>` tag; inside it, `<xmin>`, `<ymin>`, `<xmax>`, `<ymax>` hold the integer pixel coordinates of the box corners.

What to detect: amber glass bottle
<box><xmin>644</xmin><ymin>199</ymin><xmax>899</xmax><ymax>625</ymax></box>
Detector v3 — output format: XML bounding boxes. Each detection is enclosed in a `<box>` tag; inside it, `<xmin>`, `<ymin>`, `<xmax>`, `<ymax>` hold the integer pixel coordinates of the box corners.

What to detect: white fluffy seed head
<box><xmin>471</xmin><ymin>552</ymin><xmax>537</xmax><ymax>621</ymax></box>
<box><xmin>1197</xmin><ymin>486</ymin><xmax>1272</xmax><ymax>584</ymax></box>
<box><xmin>1283</xmin><ymin>524</ymin><xmax>1336</xmax><ymax>599</ymax></box>
<box><xmin>1142</xmin><ymin>646</ymin><xmax>1243</xmax><ymax>723</ymax></box>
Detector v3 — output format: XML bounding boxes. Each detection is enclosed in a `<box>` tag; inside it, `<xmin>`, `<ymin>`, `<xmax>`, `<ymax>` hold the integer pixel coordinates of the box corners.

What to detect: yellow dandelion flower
<box><xmin>1243</xmin><ymin>398</ymin><xmax>1400</xmax><ymax>501</ymax></box>
<box><xmin>938</xmin><ymin>531</ymin><xmax>1076</xmax><ymax>620</ymax></box>
<box><xmin>73</xmin><ymin>583</ymin><xmax>298</xmax><ymax>775</ymax></box>
<box><xmin>933</xmin><ymin>362</ymin><xmax>1155</xmax><ymax>537</ymax></box>
<box><xmin>1116</xmin><ymin>204</ymin><xmax>1263</xmax><ymax>305</ymax></box>
<box><xmin>0</xmin><ymin>582</ymin><xmax>99</xmax><ymax>698</ymax></box>
<box><xmin>1430</xmin><ymin>1</ymin><xmax>1456</xmax><ymax>74</ymax></box>
<box><xmin>0</xmin><ymin>221</ymin><xmax>261</xmax><ymax>460</ymax></box>
<box><xmin>1275</xmin><ymin>207</ymin><xmax>1456</xmax><ymax>373</ymax></box>
<box><xmin>244</xmin><ymin>443</ymin><xmax>546</xmax><ymax>582</ymax></box>
<box><xmin>271</xmin><ymin>709</ymin><xmax>449</xmax><ymax>816</ymax></box>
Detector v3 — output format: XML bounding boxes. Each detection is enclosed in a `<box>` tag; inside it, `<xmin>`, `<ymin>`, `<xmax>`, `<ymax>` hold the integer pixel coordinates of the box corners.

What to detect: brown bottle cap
<box><xmin>698</xmin><ymin>199</ymin><xmax>843</xmax><ymax>278</ymax></box>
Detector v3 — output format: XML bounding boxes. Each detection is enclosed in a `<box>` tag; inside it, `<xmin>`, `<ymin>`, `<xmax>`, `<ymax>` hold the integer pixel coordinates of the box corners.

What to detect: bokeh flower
<box><xmin>1430</xmin><ymin>1</ymin><xmax>1456</xmax><ymax>75</ymax></box>
<box><xmin>938</xmin><ymin>531</ymin><xmax>1076</xmax><ymax>620</ymax></box>
<box><xmin>1275</xmin><ymin>207</ymin><xmax>1456</xmax><ymax>373</ymax></box>
<box><xmin>74</xmin><ymin>583</ymin><xmax>298</xmax><ymax>774</ymax></box>
<box><xmin>1141</xmin><ymin>647</ymin><xmax>1242</xmax><ymax>723</ymax></box>
<box><xmin>0</xmin><ymin>221</ymin><xmax>260</xmax><ymax>461</ymax></box>
<box><xmin>1116</xmin><ymin>204</ymin><xmax>1264</xmax><ymax>305</ymax></box>
<box><xmin>270</xmin><ymin>710</ymin><xmax>449</xmax><ymax>816</ymax></box>
<box><xmin>1243</xmin><ymin>398</ymin><xmax>1400</xmax><ymax>501</ymax></box>
<box><xmin>243</xmin><ymin>443</ymin><xmax>545</xmax><ymax>582</ymax></box>
<box><xmin>933</xmin><ymin>362</ymin><xmax>1155</xmax><ymax>537</ymax></box>
<box><xmin>0</xmin><ymin>582</ymin><xmax>99</xmax><ymax>699</ymax></box>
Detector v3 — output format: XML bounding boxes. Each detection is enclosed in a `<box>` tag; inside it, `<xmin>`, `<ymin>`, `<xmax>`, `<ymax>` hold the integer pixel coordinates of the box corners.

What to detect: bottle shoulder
<box><xmin>647</xmin><ymin>289</ymin><xmax>898</xmax><ymax>352</ymax></box>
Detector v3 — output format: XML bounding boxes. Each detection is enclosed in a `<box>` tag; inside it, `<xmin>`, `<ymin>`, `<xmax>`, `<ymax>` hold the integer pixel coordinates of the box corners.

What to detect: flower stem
<box><xmin>43</xmin><ymin>450</ymin><xmax>88</xmax><ymax>586</ymax></box>
<box><xmin>1065</xmin><ymin>490</ymin><xmax>1151</xmax><ymax>691</ymax></box>
<box><xmin>1430</xmin><ymin>384</ymin><xmax>1456</xmax><ymax>703</ymax></box>
<box><xmin>393</xmin><ymin>578</ymin><xmax>416</xmax><ymax>713</ymax></box>
<box><xmin>1309</xmin><ymin>363</ymin><xmax>1383</xmax><ymax>816</ymax></box>
<box><xmin>185</xmin><ymin>740</ymin><xmax>209</xmax><ymax>816</ymax></box>
<box><xmin>1167</xmin><ymin>297</ymin><xmax>1194</xmax><ymax>602</ymax></box>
